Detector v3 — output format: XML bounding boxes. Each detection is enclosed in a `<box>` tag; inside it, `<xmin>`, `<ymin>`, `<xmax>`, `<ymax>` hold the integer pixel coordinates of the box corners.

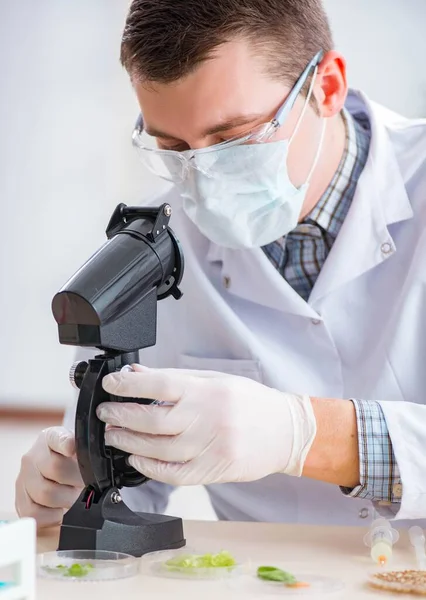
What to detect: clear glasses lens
<box><xmin>132</xmin><ymin>120</ymin><xmax>278</xmax><ymax>182</ymax></box>
<box><xmin>140</xmin><ymin>149</ymin><xmax>186</xmax><ymax>182</ymax></box>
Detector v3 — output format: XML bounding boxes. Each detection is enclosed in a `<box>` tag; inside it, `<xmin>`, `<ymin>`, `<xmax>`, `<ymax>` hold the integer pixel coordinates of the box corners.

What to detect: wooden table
<box><xmin>35</xmin><ymin>520</ymin><xmax>416</xmax><ymax>599</ymax></box>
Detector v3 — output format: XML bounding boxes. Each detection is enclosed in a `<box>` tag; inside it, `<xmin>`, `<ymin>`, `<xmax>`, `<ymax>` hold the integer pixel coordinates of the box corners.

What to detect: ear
<box><xmin>314</xmin><ymin>51</ymin><xmax>348</xmax><ymax>118</ymax></box>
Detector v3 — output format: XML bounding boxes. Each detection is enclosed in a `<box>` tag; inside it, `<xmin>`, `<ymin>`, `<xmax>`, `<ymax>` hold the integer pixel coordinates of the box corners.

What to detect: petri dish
<box><xmin>368</xmin><ymin>570</ymin><xmax>426</xmax><ymax>595</ymax></box>
<box><xmin>141</xmin><ymin>547</ymin><xmax>244</xmax><ymax>580</ymax></box>
<box><xmin>250</xmin><ymin>574</ymin><xmax>345</xmax><ymax>596</ymax></box>
<box><xmin>234</xmin><ymin>564</ymin><xmax>345</xmax><ymax>597</ymax></box>
<box><xmin>37</xmin><ymin>550</ymin><xmax>139</xmax><ymax>582</ymax></box>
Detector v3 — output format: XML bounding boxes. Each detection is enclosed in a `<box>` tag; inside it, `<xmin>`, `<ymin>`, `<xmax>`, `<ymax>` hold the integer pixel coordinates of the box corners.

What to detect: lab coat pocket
<box><xmin>178</xmin><ymin>354</ymin><xmax>263</xmax><ymax>383</ymax></box>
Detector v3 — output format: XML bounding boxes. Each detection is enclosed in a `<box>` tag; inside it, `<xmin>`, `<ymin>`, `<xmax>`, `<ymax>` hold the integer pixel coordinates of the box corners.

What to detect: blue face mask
<box><xmin>179</xmin><ymin>71</ymin><xmax>326</xmax><ymax>249</ymax></box>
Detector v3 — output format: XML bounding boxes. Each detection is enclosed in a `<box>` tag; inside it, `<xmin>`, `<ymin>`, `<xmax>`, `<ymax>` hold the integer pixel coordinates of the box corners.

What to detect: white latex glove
<box><xmin>97</xmin><ymin>365</ymin><xmax>317</xmax><ymax>486</ymax></box>
<box><xmin>15</xmin><ymin>426</ymin><xmax>84</xmax><ymax>528</ymax></box>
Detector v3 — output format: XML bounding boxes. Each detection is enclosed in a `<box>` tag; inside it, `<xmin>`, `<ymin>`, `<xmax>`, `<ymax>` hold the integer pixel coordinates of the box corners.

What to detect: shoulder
<box><xmin>348</xmin><ymin>90</ymin><xmax>426</xmax><ymax>212</ymax></box>
<box><xmin>346</xmin><ymin>88</ymin><xmax>426</xmax><ymax>145</ymax></box>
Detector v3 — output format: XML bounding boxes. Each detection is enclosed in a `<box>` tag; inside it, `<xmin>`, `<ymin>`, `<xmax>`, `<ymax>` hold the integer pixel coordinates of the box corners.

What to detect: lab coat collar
<box><xmin>309</xmin><ymin>90</ymin><xmax>413</xmax><ymax>306</ymax></box>
<box><xmin>206</xmin><ymin>90</ymin><xmax>413</xmax><ymax>316</ymax></box>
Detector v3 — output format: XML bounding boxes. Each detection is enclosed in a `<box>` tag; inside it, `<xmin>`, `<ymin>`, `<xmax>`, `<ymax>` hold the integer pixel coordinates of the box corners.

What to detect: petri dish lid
<box><xmin>141</xmin><ymin>547</ymin><xmax>243</xmax><ymax>580</ymax></box>
<box><xmin>37</xmin><ymin>550</ymin><xmax>139</xmax><ymax>582</ymax></box>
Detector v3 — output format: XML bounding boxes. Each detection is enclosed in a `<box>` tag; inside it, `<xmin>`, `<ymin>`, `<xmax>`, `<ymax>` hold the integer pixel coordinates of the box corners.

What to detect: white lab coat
<box><xmin>66</xmin><ymin>90</ymin><xmax>426</xmax><ymax>527</ymax></box>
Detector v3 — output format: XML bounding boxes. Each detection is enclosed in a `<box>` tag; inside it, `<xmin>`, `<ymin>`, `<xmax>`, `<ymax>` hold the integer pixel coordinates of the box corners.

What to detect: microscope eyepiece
<box><xmin>52</xmin><ymin>203</ymin><xmax>184</xmax><ymax>353</ymax></box>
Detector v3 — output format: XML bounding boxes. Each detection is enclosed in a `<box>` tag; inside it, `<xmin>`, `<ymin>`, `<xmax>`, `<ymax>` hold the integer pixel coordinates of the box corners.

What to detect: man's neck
<box><xmin>299</xmin><ymin>111</ymin><xmax>346</xmax><ymax>221</ymax></box>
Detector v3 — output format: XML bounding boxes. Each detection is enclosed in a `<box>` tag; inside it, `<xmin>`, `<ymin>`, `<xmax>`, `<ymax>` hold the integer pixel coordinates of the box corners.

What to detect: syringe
<box><xmin>409</xmin><ymin>526</ymin><xmax>426</xmax><ymax>570</ymax></box>
<box><xmin>363</xmin><ymin>518</ymin><xmax>399</xmax><ymax>566</ymax></box>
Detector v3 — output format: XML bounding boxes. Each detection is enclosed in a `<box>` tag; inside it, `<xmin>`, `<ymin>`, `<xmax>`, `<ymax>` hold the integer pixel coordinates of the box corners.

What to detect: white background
<box><xmin>1</xmin><ymin>0</ymin><xmax>426</xmax><ymax>410</ymax></box>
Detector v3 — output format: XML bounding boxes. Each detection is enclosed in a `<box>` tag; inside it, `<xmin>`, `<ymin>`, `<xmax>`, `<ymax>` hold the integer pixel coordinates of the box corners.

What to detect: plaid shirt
<box><xmin>263</xmin><ymin>109</ymin><xmax>367</xmax><ymax>300</ymax></box>
<box><xmin>263</xmin><ymin>110</ymin><xmax>402</xmax><ymax>505</ymax></box>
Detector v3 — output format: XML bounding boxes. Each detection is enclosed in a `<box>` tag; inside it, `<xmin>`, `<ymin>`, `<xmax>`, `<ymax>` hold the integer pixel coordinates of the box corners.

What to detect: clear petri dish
<box><xmin>250</xmin><ymin>574</ymin><xmax>345</xmax><ymax>596</ymax></box>
<box><xmin>141</xmin><ymin>547</ymin><xmax>243</xmax><ymax>580</ymax></box>
<box><xmin>37</xmin><ymin>550</ymin><xmax>139</xmax><ymax>582</ymax></box>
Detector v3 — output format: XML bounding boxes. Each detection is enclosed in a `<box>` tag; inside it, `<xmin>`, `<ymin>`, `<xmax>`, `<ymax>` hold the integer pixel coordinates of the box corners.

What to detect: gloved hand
<box><xmin>97</xmin><ymin>365</ymin><xmax>317</xmax><ymax>486</ymax></box>
<box><xmin>15</xmin><ymin>427</ymin><xmax>84</xmax><ymax>528</ymax></box>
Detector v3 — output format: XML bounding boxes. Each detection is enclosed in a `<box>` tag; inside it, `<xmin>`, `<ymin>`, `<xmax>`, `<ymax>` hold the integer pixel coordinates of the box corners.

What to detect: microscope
<box><xmin>51</xmin><ymin>202</ymin><xmax>186</xmax><ymax>557</ymax></box>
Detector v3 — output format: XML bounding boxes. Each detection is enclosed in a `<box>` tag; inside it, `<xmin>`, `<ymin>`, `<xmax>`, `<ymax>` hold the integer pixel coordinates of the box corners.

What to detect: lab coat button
<box><xmin>392</xmin><ymin>483</ymin><xmax>403</xmax><ymax>499</ymax></box>
<box><xmin>223</xmin><ymin>276</ymin><xmax>231</xmax><ymax>289</ymax></box>
<box><xmin>311</xmin><ymin>318</ymin><xmax>321</xmax><ymax>325</ymax></box>
<box><xmin>359</xmin><ymin>508</ymin><xmax>369</xmax><ymax>519</ymax></box>
<box><xmin>381</xmin><ymin>242</ymin><xmax>394</xmax><ymax>255</ymax></box>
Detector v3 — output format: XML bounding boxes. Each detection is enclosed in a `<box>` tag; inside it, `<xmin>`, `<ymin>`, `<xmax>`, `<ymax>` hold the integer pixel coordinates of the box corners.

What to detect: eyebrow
<box><xmin>145</xmin><ymin>113</ymin><xmax>265</xmax><ymax>140</ymax></box>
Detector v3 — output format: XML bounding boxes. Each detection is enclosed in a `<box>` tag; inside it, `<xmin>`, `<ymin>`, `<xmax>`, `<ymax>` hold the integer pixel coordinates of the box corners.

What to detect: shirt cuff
<box><xmin>340</xmin><ymin>399</ymin><xmax>402</xmax><ymax>503</ymax></box>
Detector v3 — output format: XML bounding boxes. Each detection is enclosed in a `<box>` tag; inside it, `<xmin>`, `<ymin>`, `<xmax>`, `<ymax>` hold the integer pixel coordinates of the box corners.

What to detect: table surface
<box><xmin>34</xmin><ymin>520</ymin><xmax>417</xmax><ymax>599</ymax></box>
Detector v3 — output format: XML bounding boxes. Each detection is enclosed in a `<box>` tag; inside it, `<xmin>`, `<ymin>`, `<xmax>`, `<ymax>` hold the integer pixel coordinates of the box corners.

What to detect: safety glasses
<box><xmin>131</xmin><ymin>50</ymin><xmax>324</xmax><ymax>183</ymax></box>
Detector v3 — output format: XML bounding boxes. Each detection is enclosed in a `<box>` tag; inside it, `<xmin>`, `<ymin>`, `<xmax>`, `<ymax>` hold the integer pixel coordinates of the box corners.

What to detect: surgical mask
<box><xmin>179</xmin><ymin>72</ymin><xmax>326</xmax><ymax>249</ymax></box>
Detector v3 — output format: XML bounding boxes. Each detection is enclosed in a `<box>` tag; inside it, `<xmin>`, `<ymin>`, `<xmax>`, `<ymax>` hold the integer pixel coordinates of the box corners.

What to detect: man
<box><xmin>16</xmin><ymin>0</ymin><xmax>426</xmax><ymax>528</ymax></box>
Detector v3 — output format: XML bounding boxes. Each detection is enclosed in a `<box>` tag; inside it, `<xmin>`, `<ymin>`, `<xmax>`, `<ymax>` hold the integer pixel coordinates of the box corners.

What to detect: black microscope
<box><xmin>51</xmin><ymin>202</ymin><xmax>186</xmax><ymax>557</ymax></box>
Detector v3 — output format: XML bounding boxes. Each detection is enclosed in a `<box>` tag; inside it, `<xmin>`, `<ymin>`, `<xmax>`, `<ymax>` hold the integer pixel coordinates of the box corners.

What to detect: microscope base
<box><xmin>57</xmin><ymin>487</ymin><xmax>186</xmax><ymax>557</ymax></box>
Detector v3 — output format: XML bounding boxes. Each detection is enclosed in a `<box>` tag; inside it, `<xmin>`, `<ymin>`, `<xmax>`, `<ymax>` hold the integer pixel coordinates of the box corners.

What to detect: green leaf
<box><xmin>164</xmin><ymin>551</ymin><xmax>236</xmax><ymax>570</ymax></box>
<box><xmin>43</xmin><ymin>563</ymin><xmax>95</xmax><ymax>578</ymax></box>
<box><xmin>257</xmin><ymin>566</ymin><xmax>297</xmax><ymax>584</ymax></box>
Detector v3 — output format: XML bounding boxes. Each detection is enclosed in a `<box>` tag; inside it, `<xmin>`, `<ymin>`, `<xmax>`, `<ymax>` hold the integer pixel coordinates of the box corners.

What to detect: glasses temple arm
<box><xmin>274</xmin><ymin>50</ymin><xmax>324</xmax><ymax>126</ymax></box>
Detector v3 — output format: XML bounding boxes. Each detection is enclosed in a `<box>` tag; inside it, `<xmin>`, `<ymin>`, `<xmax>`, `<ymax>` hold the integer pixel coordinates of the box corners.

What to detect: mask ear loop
<box><xmin>287</xmin><ymin>65</ymin><xmax>327</xmax><ymax>186</ymax></box>
<box><xmin>305</xmin><ymin>118</ymin><xmax>327</xmax><ymax>185</ymax></box>
<box><xmin>288</xmin><ymin>66</ymin><xmax>318</xmax><ymax>147</ymax></box>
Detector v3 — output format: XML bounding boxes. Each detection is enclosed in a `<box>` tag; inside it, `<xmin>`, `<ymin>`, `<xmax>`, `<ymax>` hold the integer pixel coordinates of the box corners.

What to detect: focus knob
<box><xmin>69</xmin><ymin>361</ymin><xmax>88</xmax><ymax>390</ymax></box>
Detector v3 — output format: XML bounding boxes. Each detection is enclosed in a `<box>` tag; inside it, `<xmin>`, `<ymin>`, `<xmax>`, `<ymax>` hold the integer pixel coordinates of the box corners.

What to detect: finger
<box><xmin>45</xmin><ymin>427</ymin><xmax>76</xmax><ymax>458</ymax></box>
<box><xmin>29</xmin><ymin>478</ymin><xmax>81</xmax><ymax>510</ymax></box>
<box><xmin>102</xmin><ymin>370</ymin><xmax>187</xmax><ymax>402</ymax></box>
<box><xmin>102</xmin><ymin>367</ymin><xmax>225</xmax><ymax>401</ymax></box>
<box><xmin>31</xmin><ymin>505</ymin><xmax>64</xmax><ymax>529</ymax></box>
<box><xmin>41</xmin><ymin>453</ymin><xmax>83</xmax><ymax>488</ymax></box>
<box><xmin>128</xmin><ymin>455</ymin><xmax>201</xmax><ymax>486</ymax></box>
<box><xmin>97</xmin><ymin>402</ymin><xmax>183</xmax><ymax>435</ymax></box>
<box><xmin>131</xmin><ymin>364</ymin><xmax>232</xmax><ymax>379</ymax></box>
<box><xmin>105</xmin><ymin>428</ymin><xmax>198</xmax><ymax>463</ymax></box>
<box><xmin>17</xmin><ymin>493</ymin><xmax>64</xmax><ymax>529</ymax></box>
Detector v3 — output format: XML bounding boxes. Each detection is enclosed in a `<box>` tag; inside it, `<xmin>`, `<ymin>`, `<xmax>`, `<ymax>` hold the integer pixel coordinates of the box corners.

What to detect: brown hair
<box><xmin>120</xmin><ymin>0</ymin><xmax>334</xmax><ymax>91</ymax></box>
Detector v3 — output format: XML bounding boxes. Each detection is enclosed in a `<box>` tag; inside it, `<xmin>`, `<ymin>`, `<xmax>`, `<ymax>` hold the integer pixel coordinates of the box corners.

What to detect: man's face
<box><xmin>133</xmin><ymin>39</ymin><xmax>329</xmax><ymax>188</ymax></box>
